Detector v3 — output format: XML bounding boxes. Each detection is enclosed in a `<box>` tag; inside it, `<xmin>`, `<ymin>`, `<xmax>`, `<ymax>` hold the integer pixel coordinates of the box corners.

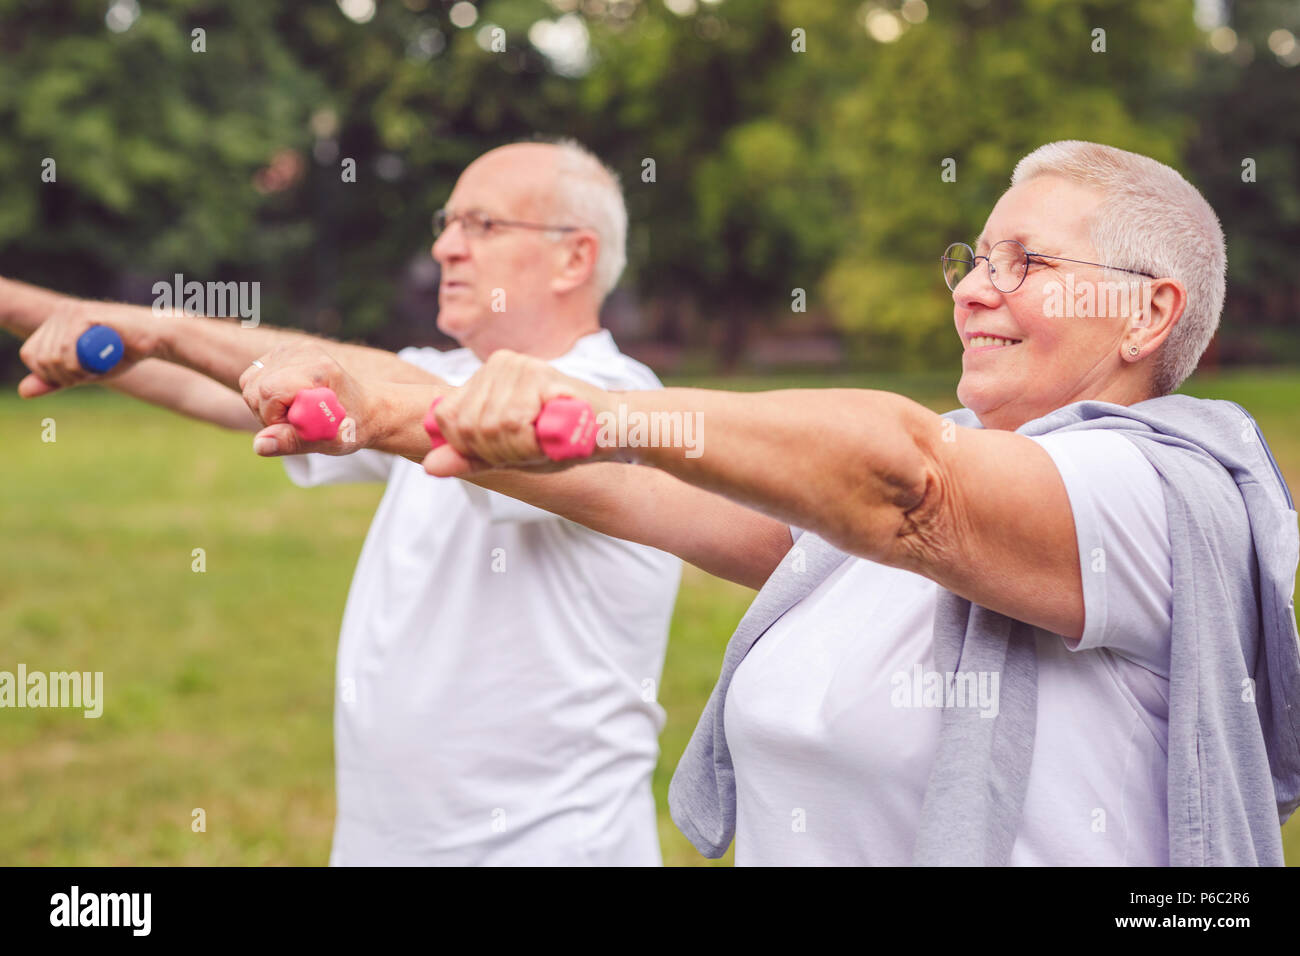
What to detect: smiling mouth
<box><xmin>967</xmin><ymin>334</ymin><xmax>1022</xmax><ymax>350</ymax></box>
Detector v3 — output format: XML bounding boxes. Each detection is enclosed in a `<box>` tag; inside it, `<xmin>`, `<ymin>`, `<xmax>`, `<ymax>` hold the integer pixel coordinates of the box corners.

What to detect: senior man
<box><xmin>6</xmin><ymin>139</ymin><xmax>684</xmax><ymax>866</ymax></box>
<box><xmin>234</xmin><ymin>141</ymin><xmax>1298</xmax><ymax>866</ymax></box>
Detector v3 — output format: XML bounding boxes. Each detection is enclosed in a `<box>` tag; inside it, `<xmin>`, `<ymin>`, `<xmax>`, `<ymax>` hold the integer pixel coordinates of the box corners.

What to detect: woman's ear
<box><xmin>1123</xmin><ymin>276</ymin><xmax>1186</xmax><ymax>362</ymax></box>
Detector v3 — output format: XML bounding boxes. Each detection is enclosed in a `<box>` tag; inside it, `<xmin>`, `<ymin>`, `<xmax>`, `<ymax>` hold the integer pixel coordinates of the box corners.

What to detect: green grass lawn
<box><xmin>0</xmin><ymin>368</ymin><xmax>1296</xmax><ymax>866</ymax></box>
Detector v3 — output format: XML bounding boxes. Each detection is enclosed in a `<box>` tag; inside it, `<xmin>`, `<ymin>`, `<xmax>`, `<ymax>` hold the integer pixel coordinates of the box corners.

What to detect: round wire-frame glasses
<box><xmin>941</xmin><ymin>239</ymin><xmax>1157</xmax><ymax>294</ymax></box>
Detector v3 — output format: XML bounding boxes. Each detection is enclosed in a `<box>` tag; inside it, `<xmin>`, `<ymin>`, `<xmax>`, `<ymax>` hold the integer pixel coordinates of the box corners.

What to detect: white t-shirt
<box><xmin>725</xmin><ymin>429</ymin><xmax>1173</xmax><ymax>866</ymax></box>
<box><xmin>284</xmin><ymin>331</ymin><xmax>682</xmax><ymax>866</ymax></box>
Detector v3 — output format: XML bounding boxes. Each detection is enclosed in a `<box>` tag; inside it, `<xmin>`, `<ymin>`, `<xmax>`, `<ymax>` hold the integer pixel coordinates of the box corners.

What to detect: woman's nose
<box><xmin>953</xmin><ymin>258</ymin><xmax>1001</xmax><ymax>307</ymax></box>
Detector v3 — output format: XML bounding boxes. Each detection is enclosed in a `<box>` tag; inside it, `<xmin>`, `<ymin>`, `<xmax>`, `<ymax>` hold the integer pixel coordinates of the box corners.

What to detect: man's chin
<box><xmin>435</xmin><ymin>309</ymin><xmax>479</xmax><ymax>343</ymax></box>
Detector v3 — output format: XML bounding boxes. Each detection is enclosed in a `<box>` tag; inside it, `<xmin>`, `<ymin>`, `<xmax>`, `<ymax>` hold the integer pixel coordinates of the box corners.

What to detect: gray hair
<box><xmin>531</xmin><ymin>137</ymin><xmax>628</xmax><ymax>302</ymax></box>
<box><xmin>1010</xmin><ymin>141</ymin><xmax>1226</xmax><ymax>396</ymax></box>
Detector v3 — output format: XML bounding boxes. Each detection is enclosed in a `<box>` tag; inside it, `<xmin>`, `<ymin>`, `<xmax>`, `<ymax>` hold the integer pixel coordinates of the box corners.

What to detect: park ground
<box><xmin>0</xmin><ymin>368</ymin><xmax>1297</xmax><ymax>866</ymax></box>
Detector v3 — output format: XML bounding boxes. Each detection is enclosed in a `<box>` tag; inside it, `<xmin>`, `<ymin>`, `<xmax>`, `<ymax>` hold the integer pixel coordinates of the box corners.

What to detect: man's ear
<box><xmin>1124</xmin><ymin>276</ymin><xmax>1186</xmax><ymax>361</ymax></box>
<box><xmin>551</xmin><ymin>231</ymin><xmax>599</xmax><ymax>296</ymax></box>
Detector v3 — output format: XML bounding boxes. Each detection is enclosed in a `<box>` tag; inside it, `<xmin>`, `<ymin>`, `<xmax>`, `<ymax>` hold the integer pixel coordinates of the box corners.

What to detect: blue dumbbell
<box><xmin>76</xmin><ymin>325</ymin><xmax>125</xmax><ymax>373</ymax></box>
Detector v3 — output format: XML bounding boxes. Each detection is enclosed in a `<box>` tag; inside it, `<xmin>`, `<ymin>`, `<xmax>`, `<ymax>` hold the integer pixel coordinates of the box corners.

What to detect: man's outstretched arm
<box><xmin>108</xmin><ymin>358</ymin><xmax>262</xmax><ymax>431</ymax></box>
<box><xmin>1</xmin><ymin>275</ymin><xmax>442</xmax><ymax>398</ymax></box>
<box><xmin>0</xmin><ymin>279</ymin><xmax>253</xmax><ymax>428</ymax></box>
<box><xmin>472</xmin><ymin>464</ymin><xmax>794</xmax><ymax>590</ymax></box>
<box><xmin>236</xmin><ymin>347</ymin><xmax>793</xmax><ymax>590</ymax></box>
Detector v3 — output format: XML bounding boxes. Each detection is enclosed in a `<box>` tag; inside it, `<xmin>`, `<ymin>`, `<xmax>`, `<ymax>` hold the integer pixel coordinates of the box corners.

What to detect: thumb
<box><xmin>17</xmin><ymin>374</ymin><xmax>58</xmax><ymax>399</ymax></box>
<box><xmin>251</xmin><ymin>422</ymin><xmax>304</xmax><ymax>458</ymax></box>
<box><xmin>422</xmin><ymin>444</ymin><xmax>475</xmax><ymax>478</ymax></box>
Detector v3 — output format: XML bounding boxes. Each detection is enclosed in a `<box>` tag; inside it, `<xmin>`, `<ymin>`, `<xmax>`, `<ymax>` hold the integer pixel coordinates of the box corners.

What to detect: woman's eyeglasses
<box><xmin>941</xmin><ymin>239</ymin><xmax>1156</xmax><ymax>294</ymax></box>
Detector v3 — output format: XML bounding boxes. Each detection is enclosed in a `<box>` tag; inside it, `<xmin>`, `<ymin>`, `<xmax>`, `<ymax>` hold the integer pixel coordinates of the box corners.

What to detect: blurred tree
<box><xmin>1183</xmin><ymin>0</ymin><xmax>1300</xmax><ymax>366</ymax></box>
<box><xmin>0</xmin><ymin>0</ymin><xmax>1295</xmax><ymax>377</ymax></box>
<box><xmin>786</xmin><ymin>0</ymin><xmax>1199</xmax><ymax>369</ymax></box>
<box><xmin>0</xmin><ymin>0</ymin><xmax>326</xmax><ymax>322</ymax></box>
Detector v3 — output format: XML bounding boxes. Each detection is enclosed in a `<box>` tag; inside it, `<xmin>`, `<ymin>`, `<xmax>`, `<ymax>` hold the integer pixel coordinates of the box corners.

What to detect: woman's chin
<box><xmin>956</xmin><ymin>377</ymin><xmax>993</xmax><ymax>414</ymax></box>
<box><xmin>957</xmin><ymin>379</ymin><xmax>1021</xmax><ymax>426</ymax></box>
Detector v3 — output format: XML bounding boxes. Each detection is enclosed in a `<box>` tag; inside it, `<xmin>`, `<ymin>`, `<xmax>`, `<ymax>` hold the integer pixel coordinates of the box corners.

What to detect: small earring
<box><xmin>1128</xmin><ymin>346</ymin><xmax>1140</xmax><ymax>357</ymax></box>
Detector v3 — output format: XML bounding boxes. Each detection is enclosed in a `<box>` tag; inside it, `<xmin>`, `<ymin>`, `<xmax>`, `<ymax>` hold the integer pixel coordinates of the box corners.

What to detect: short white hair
<box><xmin>534</xmin><ymin>137</ymin><xmax>628</xmax><ymax>302</ymax></box>
<box><xmin>1010</xmin><ymin>141</ymin><xmax>1226</xmax><ymax>396</ymax></box>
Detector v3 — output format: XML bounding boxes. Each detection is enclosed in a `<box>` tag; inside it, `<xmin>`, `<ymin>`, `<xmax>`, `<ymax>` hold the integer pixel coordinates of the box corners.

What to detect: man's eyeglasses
<box><xmin>941</xmin><ymin>239</ymin><xmax>1157</xmax><ymax>294</ymax></box>
<box><xmin>433</xmin><ymin>208</ymin><xmax>580</xmax><ymax>240</ymax></box>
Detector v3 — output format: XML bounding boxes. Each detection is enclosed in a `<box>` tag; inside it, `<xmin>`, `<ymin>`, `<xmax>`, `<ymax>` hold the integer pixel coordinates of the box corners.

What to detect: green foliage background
<box><xmin>1</xmin><ymin>0</ymin><xmax>1297</xmax><ymax>368</ymax></box>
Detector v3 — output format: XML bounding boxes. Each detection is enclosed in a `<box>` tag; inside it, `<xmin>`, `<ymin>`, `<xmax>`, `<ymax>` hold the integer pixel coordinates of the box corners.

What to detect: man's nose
<box><xmin>432</xmin><ymin>222</ymin><xmax>468</xmax><ymax>263</ymax></box>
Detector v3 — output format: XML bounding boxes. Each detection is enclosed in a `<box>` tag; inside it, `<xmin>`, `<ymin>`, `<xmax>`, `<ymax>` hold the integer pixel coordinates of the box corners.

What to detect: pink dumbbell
<box><xmin>424</xmin><ymin>395</ymin><xmax>598</xmax><ymax>461</ymax></box>
<box><xmin>287</xmin><ymin>387</ymin><xmax>347</xmax><ymax>441</ymax></box>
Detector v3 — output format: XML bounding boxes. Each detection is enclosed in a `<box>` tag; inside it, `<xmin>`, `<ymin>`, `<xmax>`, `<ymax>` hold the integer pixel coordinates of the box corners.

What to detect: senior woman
<box><xmin>237</xmin><ymin>141</ymin><xmax>1300</xmax><ymax>865</ymax></box>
